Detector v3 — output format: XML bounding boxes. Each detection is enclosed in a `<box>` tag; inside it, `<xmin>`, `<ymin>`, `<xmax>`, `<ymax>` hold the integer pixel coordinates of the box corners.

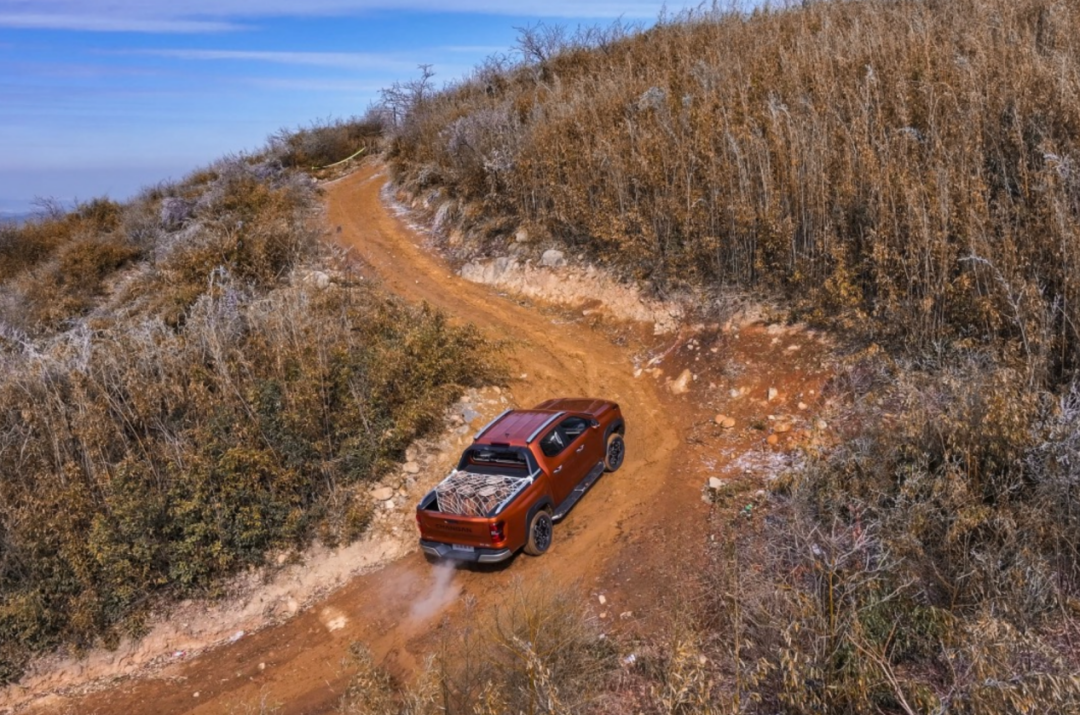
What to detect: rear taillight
<box><xmin>489</xmin><ymin>520</ymin><xmax>506</xmax><ymax>544</ymax></box>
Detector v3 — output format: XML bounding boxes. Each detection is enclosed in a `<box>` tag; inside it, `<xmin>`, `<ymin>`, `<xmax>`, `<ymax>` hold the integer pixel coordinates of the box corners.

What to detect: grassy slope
<box><xmin>382</xmin><ymin>0</ymin><xmax>1080</xmax><ymax>711</ymax></box>
<box><xmin>0</xmin><ymin>126</ymin><xmax>497</xmax><ymax>683</ymax></box>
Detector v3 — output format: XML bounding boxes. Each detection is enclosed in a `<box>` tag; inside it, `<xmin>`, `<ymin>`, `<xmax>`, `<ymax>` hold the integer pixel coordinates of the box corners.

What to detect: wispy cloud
<box><xmin>0</xmin><ymin>13</ymin><xmax>244</xmax><ymax>33</ymax></box>
<box><xmin>0</xmin><ymin>0</ymin><xmax>684</xmax><ymax>34</ymax></box>
<box><xmin>127</xmin><ymin>48</ymin><xmax>417</xmax><ymax>71</ymax></box>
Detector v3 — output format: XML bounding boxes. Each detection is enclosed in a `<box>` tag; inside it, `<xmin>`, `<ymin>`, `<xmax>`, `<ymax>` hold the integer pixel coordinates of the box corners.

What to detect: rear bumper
<box><xmin>420</xmin><ymin>539</ymin><xmax>514</xmax><ymax>564</ymax></box>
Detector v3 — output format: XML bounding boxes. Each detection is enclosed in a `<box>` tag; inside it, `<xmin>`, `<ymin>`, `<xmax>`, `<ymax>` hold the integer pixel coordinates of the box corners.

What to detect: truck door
<box><xmin>539</xmin><ymin>416</ymin><xmax>593</xmax><ymax>505</ymax></box>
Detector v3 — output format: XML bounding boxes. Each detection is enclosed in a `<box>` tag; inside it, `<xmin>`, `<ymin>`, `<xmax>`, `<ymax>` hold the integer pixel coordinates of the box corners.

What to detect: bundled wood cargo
<box><xmin>435</xmin><ymin>470</ymin><xmax>529</xmax><ymax>517</ymax></box>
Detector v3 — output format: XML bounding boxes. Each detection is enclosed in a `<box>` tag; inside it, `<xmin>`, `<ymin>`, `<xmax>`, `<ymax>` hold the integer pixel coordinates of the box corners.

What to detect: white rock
<box><xmin>371</xmin><ymin>487</ymin><xmax>394</xmax><ymax>501</ymax></box>
<box><xmin>491</xmin><ymin>256</ymin><xmax>516</xmax><ymax>279</ymax></box>
<box><xmin>669</xmin><ymin>369</ymin><xmax>693</xmax><ymax>395</ymax></box>
<box><xmin>539</xmin><ymin>249</ymin><xmax>566</xmax><ymax>268</ymax></box>
<box><xmin>303</xmin><ymin>271</ymin><xmax>331</xmax><ymax>290</ymax></box>
<box><xmin>708</xmin><ymin>477</ymin><xmax>725</xmax><ymax>490</ymax></box>
<box><xmin>403</xmin><ymin>461</ymin><xmax>421</xmax><ymax>475</ymax></box>
<box><xmin>460</xmin><ymin>262</ymin><xmax>484</xmax><ymax>281</ymax></box>
<box><xmin>598</xmin><ymin>595</ymin><xmax>607</xmax><ymax>605</ymax></box>
<box><xmin>515</xmin><ymin>228</ymin><xmax>530</xmax><ymax>243</ymax></box>
<box><xmin>767</xmin><ymin>387</ymin><xmax>779</xmax><ymax>401</ymax></box>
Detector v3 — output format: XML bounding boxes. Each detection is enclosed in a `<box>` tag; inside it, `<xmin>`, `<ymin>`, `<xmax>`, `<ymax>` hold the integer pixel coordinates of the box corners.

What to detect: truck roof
<box><xmin>474</xmin><ymin>398</ymin><xmax>616</xmax><ymax>446</ymax></box>
<box><xmin>475</xmin><ymin>409</ymin><xmax>562</xmax><ymax>446</ymax></box>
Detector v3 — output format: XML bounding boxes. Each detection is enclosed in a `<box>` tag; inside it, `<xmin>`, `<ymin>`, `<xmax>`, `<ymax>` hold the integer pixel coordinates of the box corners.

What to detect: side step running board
<box><xmin>552</xmin><ymin>461</ymin><xmax>606</xmax><ymax>521</ymax></box>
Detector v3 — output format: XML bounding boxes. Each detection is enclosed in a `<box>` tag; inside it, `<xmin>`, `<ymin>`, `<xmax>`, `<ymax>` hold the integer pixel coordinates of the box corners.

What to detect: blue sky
<box><xmin>0</xmin><ymin>0</ymin><xmax>725</xmax><ymax>214</ymax></box>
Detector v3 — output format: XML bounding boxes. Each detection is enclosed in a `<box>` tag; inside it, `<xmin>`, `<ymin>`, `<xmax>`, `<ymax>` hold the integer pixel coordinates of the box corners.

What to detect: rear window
<box><xmin>466</xmin><ymin>447</ymin><xmax>528</xmax><ymax>469</ymax></box>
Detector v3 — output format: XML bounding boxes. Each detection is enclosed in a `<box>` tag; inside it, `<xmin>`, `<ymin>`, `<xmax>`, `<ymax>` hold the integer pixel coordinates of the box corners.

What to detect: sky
<box><xmin>0</xmin><ymin>0</ymin><xmax>724</xmax><ymax>215</ymax></box>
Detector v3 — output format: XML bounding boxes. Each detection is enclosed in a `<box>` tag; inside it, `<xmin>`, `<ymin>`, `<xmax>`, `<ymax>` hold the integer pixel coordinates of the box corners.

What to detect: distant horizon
<box><xmin>0</xmin><ymin>0</ymin><xmax>746</xmax><ymax>214</ymax></box>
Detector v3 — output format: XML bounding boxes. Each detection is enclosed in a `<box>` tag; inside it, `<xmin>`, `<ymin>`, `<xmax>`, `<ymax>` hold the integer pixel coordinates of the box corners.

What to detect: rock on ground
<box><xmin>539</xmin><ymin>249</ymin><xmax>566</xmax><ymax>268</ymax></box>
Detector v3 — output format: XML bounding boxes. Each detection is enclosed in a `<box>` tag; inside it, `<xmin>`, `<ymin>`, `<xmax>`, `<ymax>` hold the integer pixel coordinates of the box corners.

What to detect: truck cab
<box><xmin>416</xmin><ymin>398</ymin><xmax>626</xmax><ymax>563</ymax></box>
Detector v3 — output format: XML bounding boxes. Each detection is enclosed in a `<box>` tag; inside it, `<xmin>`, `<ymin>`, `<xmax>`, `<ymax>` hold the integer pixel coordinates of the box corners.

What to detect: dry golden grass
<box><xmin>380</xmin><ymin>0</ymin><xmax>1080</xmax><ymax>711</ymax></box>
<box><xmin>0</xmin><ymin>150</ymin><xmax>498</xmax><ymax>684</ymax></box>
<box><xmin>390</xmin><ymin>0</ymin><xmax>1080</xmax><ymax>386</ymax></box>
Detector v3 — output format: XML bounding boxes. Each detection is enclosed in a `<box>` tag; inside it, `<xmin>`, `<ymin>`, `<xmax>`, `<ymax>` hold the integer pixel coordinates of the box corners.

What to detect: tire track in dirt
<box><xmin>23</xmin><ymin>163</ymin><xmax>691</xmax><ymax>715</ymax></box>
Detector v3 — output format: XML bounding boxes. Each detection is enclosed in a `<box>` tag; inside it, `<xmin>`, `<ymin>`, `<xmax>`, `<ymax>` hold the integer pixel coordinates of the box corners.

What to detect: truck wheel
<box><xmin>604</xmin><ymin>433</ymin><xmax>625</xmax><ymax>472</ymax></box>
<box><xmin>524</xmin><ymin>510</ymin><xmax>553</xmax><ymax>556</ymax></box>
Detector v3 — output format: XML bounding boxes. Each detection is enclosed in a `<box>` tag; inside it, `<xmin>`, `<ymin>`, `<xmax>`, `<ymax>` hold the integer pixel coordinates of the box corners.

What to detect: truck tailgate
<box><xmin>417</xmin><ymin>511</ymin><xmax>495</xmax><ymax>548</ymax></box>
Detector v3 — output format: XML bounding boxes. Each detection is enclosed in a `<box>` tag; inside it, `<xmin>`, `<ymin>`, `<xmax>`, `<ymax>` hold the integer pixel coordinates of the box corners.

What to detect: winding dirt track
<box><xmin>29</xmin><ymin>163</ymin><xmax>710</xmax><ymax>715</ymax></box>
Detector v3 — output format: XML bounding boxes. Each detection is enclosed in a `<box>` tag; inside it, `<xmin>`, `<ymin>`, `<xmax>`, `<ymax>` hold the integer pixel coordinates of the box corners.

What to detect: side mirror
<box><xmin>590</xmin><ymin>419</ymin><xmax>600</xmax><ymax>429</ymax></box>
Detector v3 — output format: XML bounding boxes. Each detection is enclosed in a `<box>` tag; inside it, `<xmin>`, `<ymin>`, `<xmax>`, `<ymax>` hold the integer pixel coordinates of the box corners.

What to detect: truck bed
<box><xmin>432</xmin><ymin>469</ymin><xmax>533</xmax><ymax>517</ymax></box>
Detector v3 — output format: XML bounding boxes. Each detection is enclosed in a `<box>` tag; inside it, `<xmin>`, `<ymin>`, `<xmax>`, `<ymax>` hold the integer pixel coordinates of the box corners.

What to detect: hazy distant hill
<box><xmin>0</xmin><ymin>212</ymin><xmax>32</xmax><ymax>226</ymax></box>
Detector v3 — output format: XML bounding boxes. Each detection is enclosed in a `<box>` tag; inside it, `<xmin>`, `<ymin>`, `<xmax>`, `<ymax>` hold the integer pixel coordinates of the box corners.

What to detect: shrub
<box><xmin>0</xmin><ymin>149</ymin><xmax>499</xmax><ymax>683</ymax></box>
<box><xmin>386</xmin><ymin>0</ymin><xmax>1080</xmax><ymax>386</ymax></box>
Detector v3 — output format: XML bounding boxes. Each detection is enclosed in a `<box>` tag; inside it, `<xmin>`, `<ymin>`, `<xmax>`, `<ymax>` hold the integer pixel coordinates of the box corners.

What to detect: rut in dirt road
<box><xmin>20</xmin><ymin>162</ymin><xmax>688</xmax><ymax>715</ymax></box>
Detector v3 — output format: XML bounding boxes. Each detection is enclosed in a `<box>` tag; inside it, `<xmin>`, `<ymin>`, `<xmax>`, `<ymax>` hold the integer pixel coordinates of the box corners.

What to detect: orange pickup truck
<box><xmin>416</xmin><ymin>398</ymin><xmax>625</xmax><ymax>564</ymax></box>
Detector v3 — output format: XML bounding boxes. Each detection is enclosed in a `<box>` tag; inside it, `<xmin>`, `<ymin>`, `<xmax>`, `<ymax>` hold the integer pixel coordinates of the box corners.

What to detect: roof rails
<box><xmin>526</xmin><ymin>411</ymin><xmax>565</xmax><ymax>444</ymax></box>
<box><xmin>473</xmin><ymin>408</ymin><xmax>513</xmax><ymax>441</ymax></box>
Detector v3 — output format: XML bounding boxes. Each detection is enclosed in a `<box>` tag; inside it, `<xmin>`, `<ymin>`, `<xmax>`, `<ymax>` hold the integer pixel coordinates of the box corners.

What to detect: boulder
<box><xmin>669</xmin><ymin>369</ymin><xmax>693</xmax><ymax>395</ymax></box>
<box><xmin>539</xmin><ymin>249</ymin><xmax>566</xmax><ymax>268</ymax></box>
<box><xmin>491</xmin><ymin>256</ymin><xmax>516</xmax><ymax>279</ymax></box>
<box><xmin>371</xmin><ymin>487</ymin><xmax>394</xmax><ymax>501</ymax></box>
<box><xmin>460</xmin><ymin>262</ymin><xmax>484</xmax><ymax>281</ymax></box>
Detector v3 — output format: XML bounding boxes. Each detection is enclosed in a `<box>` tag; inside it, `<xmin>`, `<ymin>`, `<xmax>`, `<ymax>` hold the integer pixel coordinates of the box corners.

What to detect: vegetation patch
<box><xmin>379</xmin><ymin>0</ymin><xmax>1080</xmax><ymax>710</ymax></box>
<box><xmin>0</xmin><ymin>136</ymin><xmax>497</xmax><ymax>683</ymax></box>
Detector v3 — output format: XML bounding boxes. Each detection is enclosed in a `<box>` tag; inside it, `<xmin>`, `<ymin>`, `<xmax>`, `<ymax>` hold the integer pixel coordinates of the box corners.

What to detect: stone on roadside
<box><xmin>708</xmin><ymin>477</ymin><xmax>725</xmax><ymax>490</ymax></box>
<box><xmin>539</xmin><ymin>249</ymin><xmax>566</xmax><ymax>268</ymax></box>
<box><xmin>766</xmin><ymin>434</ymin><xmax>779</xmax><ymax>446</ymax></box>
<box><xmin>774</xmin><ymin>422</ymin><xmax>792</xmax><ymax>434</ymax></box>
<box><xmin>515</xmin><ymin>228</ymin><xmax>530</xmax><ymax>243</ymax></box>
<box><xmin>669</xmin><ymin>369</ymin><xmax>693</xmax><ymax>395</ymax></box>
<box><xmin>371</xmin><ymin>487</ymin><xmax>394</xmax><ymax>501</ymax></box>
<box><xmin>767</xmin><ymin>387</ymin><xmax>779</xmax><ymax>402</ymax></box>
<box><xmin>403</xmin><ymin>462</ymin><xmax>421</xmax><ymax>475</ymax></box>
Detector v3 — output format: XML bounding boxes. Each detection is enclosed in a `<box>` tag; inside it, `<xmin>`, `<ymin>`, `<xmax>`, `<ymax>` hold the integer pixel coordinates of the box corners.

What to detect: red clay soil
<box><xmin>18</xmin><ymin>162</ymin><xmax>833</xmax><ymax>715</ymax></box>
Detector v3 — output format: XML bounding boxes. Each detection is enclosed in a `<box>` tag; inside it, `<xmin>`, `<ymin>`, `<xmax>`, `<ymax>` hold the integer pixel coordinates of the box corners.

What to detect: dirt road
<box><xmin>18</xmin><ymin>163</ymin><xmax>833</xmax><ymax>715</ymax></box>
<box><xmin>20</xmin><ymin>163</ymin><xmax>717</xmax><ymax>715</ymax></box>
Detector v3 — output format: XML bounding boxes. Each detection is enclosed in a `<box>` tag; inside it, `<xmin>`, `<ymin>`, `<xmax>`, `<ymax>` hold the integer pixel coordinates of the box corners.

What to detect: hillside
<box><xmin>0</xmin><ymin>128</ymin><xmax>497</xmax><ymax>684</ymax></box>
<box><xmin>4</xmin><ymin>0</ymin><xmax>1080</xmax><ymax>712</ymax></box>
<box><xmin>380</xmin><ymin>0</ymin><xmax>1080</xmax><ymax>711</ymax></box>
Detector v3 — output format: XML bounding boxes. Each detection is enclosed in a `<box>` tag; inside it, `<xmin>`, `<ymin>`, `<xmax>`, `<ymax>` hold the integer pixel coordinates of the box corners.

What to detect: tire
<box><xmin>523</xmin><ymin>510</ymin><xmax>553</xmax><ymax>556</ymax></box>
<box><xmin>604</xmin><ymin>433</ymin><xmax>626</xmax><ymax>472</ymax></box>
